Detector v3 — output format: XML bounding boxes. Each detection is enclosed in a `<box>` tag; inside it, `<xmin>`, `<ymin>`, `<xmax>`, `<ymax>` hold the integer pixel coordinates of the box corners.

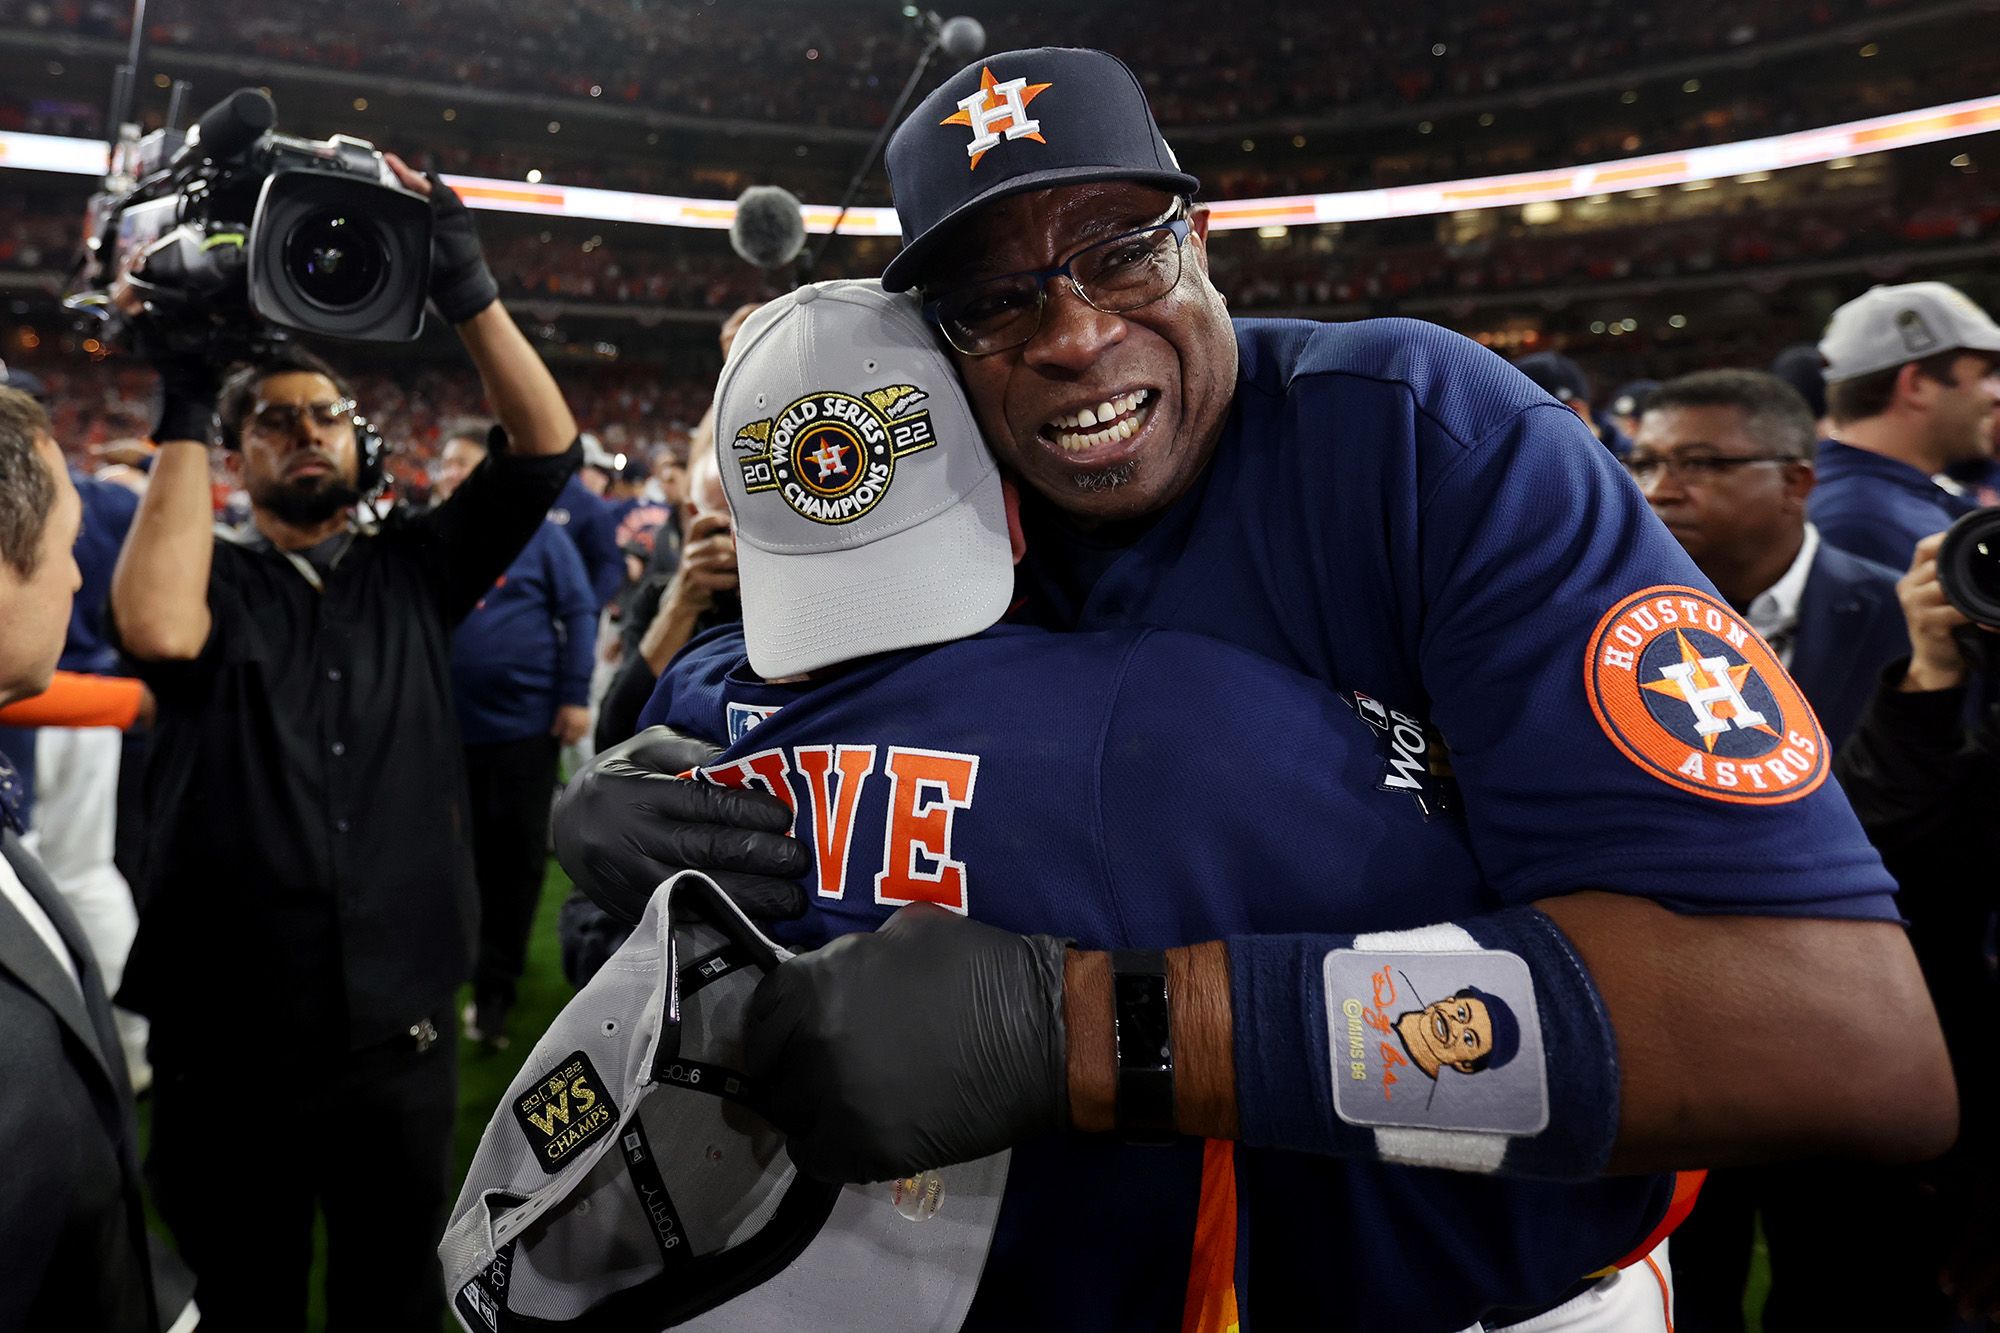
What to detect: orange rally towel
<box><xmin>0</xmin><ymin>671</ymin><xmax>146</xmax><ymax>731</ymax></box>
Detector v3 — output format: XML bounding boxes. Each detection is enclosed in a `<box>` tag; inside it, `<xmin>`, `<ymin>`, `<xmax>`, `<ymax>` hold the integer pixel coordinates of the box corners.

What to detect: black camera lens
<box><xmin>1936</xmin><ymin>506</ymin><xmax>2000</xmax><ymax>627</ymax></box>
<box><xmin>282</xmin><ymin>209</ymin><xmax>387</xmax><ymax>310</ymax></box>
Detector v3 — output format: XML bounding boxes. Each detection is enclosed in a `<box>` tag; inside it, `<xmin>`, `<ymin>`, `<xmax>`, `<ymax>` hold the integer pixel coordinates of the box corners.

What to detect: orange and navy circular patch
<box><xmin>1584</xmin><ymin>585</ymin><xmax>1827</xmax><ymax>805</ymax></box>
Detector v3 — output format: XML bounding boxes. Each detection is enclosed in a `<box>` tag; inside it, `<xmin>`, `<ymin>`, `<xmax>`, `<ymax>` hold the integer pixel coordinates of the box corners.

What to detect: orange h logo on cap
<box><xmin>941</xmin><ymin>65</ymin><xmax>1053</xmax><ymax>170</ymax></box>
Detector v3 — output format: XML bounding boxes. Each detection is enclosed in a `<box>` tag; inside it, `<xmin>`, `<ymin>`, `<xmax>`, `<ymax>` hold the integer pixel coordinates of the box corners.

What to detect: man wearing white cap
<box><xmin>1810</xmin><ymin>281</ymin><xmax>2000</xmax><ymax>570</ymax></box>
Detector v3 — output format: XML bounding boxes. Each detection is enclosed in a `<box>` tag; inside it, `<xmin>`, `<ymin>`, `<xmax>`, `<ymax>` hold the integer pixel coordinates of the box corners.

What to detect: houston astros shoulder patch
<box><xmin>1585</xmin><ymin>585</ymin><xmax>1827</xmax><ymax>804</ymax></box>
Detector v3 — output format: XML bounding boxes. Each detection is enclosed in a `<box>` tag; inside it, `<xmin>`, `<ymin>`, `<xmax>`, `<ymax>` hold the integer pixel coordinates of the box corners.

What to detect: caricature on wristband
<box><xmin>1326</xmin><ymin>947</ymin><xmax>1550</xmax><ymax>1136</ymax></box>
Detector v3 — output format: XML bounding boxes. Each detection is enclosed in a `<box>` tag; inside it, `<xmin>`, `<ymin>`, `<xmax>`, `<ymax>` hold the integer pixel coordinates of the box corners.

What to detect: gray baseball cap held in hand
<box><xmin>440</xmin><ymin>871</ymin><xmax>1009</xmax><ymax>1331</ymax></box>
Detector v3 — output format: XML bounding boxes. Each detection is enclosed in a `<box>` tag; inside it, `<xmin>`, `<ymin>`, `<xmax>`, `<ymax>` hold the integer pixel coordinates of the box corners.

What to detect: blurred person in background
<box><xmin>106</xmin><ymin>162</ymin><xmax>579</xmax><ymax>1331</ymax></box>
<box><xmin>1769</xmin><ymin>342</ymin><xmax>1833</xmax><ymax>442</ymax></box>
<box><xmin>1608</xmin><ymin>378</ymin><xmax>1659</xmax><ymax>443</ymax></box>
<box><xmin>0</xmin><ymin>384</ymin><xmax>195</xmax><ymax>1333</ymax></box>
<box><xmin>549</xmin><ymin>432</ymin><xmax>624</xmax><ymax>606</ymax></box>
<box><xmin>431</xmin><ymin>421</ymin><xmax>595</xmax><ymax>1051</ymax></box>
<box><xmin>1515</xmin><ymin>349</ymin><xmax>1631</xmax><ymax>454</ymax></box>
<box><xmin>1810</xmin><ymin>282</ymin><xmax>2000</xmax><ymax>570</ymax></box>
<box><xmin>1631</xmin><ymin>370</ymin><xmax>1917</xmax><ymax>1332</ymax></box>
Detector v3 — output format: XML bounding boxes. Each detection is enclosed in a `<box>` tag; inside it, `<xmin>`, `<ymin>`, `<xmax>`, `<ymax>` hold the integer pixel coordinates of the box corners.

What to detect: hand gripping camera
<box><xmin>68</xmin><ymin>88</ymin><xmax>433</xmax><ymax>357</ymax></box>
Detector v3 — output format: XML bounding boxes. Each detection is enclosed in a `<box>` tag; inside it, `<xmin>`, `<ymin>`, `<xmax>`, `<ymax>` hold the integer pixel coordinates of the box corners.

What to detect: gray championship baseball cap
<box><xmin>714</xmin><ymin>279</ymin><xmax>1014</xmax><ymax>679</ymax></box>
<box><xmin>441</xmin><ymin>871</ymin><xmax>1010</xmax><ymax>1331</ymax></box>
<box><xmin>1819</xmin><ymin>281</ymin><xmax>2000</xmax><ymax>383</ymax></box>
<box><xmin>879</xmin><ymin>47</ymin><xmax>1200</xmax><ymax>293</ymax></box>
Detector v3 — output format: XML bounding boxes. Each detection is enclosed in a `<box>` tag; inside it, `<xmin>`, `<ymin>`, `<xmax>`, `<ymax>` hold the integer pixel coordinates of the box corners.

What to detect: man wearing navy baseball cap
<box><xmin>557</xmin><ymin>46</ymin><xmax>1955</xmax><ymax>1333</ymax></box>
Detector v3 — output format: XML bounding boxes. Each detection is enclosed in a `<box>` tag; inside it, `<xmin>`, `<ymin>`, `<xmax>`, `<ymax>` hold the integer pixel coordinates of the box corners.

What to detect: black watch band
<box><xmin>1110</xmin><ymin>948</ymin><xmax>1176</xmax><ymax>1138</ymax></box>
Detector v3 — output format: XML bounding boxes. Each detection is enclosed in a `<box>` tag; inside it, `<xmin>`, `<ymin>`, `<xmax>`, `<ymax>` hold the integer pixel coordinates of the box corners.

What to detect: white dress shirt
<box><xmin>0</xmin><ymin>845</ymin><xmax>82</xmax><ymax>997</ymax></box>
<box><xmin>1744</xmin><ymin>523</ymin><xmax>1819</xmax><ymax>670</ymax></box>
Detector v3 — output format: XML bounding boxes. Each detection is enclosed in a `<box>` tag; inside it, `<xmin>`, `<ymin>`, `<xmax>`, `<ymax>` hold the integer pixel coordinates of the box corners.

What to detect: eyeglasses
<box><xmin>924</xmin><ymin>212</ymin><xmax>1194</xmax><ymax>357</ymax></box>
<box><xmin>1623</xmin><ymin>451</ymin><xmax>1799</xmax><ymax>485</ymax></box>
<box><xmin>246</xmin><ymin>397</ymin><xmax>357</xmax><ymax>439</ymax></box>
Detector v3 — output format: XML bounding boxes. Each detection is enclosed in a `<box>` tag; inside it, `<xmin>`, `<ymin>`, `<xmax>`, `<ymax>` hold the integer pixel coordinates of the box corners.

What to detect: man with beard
<box><xmin>106</xmin><ymin>162</ymin><xmax>579</xmax><ymax>1330</ymax></box>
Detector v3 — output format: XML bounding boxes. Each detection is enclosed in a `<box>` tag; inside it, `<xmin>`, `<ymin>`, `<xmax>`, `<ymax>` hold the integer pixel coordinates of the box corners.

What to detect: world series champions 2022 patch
<box><xmin>513</xmin><ymin>1050</ymin><xmax>618</xmax><ymax>1174</ymax></box>
<box><xmin>732</xmin><ymin>384</ymin><xmax>938</xmax><ymax>525</ymax></box>
<box><xmin>1324</xmin><ymin>947</ymin><xmax>1549</xmax><ymax>1135</ymax></box>
<box><xmin>1585</xmin><ymin>585</ymin><xmax>1828</xmax><ymax>804</ymax></box>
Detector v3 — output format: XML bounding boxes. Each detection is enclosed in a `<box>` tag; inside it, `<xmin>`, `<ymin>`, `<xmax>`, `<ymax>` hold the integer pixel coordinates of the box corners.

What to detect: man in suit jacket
<box><xmin>0</xmin><ymin>385</ymin><xmax>192</xmax><ymax>1332</ymax></box>
<box><xmin>1625</xmin><ymin>369</ymin><xmax>1909</xmax><ymax>752</ymax></box>
<box><xmin>1627</xmin><ymin>369</ymin><xmax>1944</xmax><ymax>1331</ymax></box>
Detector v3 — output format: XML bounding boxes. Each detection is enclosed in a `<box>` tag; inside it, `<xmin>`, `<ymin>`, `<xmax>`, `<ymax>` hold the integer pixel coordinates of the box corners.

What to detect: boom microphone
<box><xmin>172</xmin><ymin>88</ymin><xmax>277</xmax><ymax>170</ymax></box>
<box><xmin>729</xmin><ymin>185</ymin><xmax>808</xmax><ymax>270</ymax></box>
<box><xmin>938</xmin><ymin>16</ymin><xmax>985</xmax><ymax>62</ymax></box>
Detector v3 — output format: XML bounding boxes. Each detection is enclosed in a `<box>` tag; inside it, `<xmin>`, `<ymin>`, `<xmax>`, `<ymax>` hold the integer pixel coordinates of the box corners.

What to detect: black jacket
<box><xmin>0</xmin><ymin>831</ymin><xmax>193</xmax><ymax>1332</ymax></box>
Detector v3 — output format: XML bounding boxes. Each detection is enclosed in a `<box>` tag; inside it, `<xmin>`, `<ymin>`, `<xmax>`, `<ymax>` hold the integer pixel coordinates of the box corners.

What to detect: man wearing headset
<box><xmin>106</xmin><ymin>162</ymin><xmax>580</xmax><ymax>1331</ymax></box>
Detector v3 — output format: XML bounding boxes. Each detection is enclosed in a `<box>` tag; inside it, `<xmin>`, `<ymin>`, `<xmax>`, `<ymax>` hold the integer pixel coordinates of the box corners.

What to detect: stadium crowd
<box><xmin>1</xmin><ymin>7</ymin><xmax>1998</xmax><ymax>1333</ymax></box>
<box><xmin>0</xmin><ymin>0</ymin><xmax>1940</xmax><ymax>129</ymax></box>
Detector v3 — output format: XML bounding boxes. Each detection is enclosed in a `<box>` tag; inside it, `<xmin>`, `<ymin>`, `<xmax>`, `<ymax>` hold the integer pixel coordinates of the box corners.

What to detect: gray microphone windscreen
<box><xmin>938</xmin><ymin>16</ymin><xmax>985</xmax><ymax>62</ymax></box>
<box><xmin>729</xmin><ymin>185</ymin><xmax>807</xmax><ymax>270</ymax></box>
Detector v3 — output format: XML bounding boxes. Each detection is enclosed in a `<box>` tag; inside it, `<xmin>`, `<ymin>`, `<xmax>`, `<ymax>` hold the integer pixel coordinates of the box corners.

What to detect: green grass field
<box><xmin>189</xmin><ymin>860</ymin><xmax>1773</xmax><ymax>1331</ymax></box>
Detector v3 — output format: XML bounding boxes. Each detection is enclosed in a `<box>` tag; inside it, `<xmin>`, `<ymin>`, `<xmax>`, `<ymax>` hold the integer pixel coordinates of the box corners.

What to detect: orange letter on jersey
<box><xmin>703</xmin><ymin>748</ymin><xmax>796</xmax><ymax>814</ymax></box>
<box><xmin>874</xmin><ymin>747</ymin><xmax>979</xmax><ymax>913</ymax></box>
<box><xmin>793</xmin><ymin>745</ymin><xmax>877</xmax><ymax>902</ymax></box>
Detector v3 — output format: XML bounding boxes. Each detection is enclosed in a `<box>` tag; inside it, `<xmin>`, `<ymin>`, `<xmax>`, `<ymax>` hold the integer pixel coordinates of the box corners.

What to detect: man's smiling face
<box><xmin>924</xmin><ymin>181</ymin><xmax>1238</xmax><ymax>523</ymax></box>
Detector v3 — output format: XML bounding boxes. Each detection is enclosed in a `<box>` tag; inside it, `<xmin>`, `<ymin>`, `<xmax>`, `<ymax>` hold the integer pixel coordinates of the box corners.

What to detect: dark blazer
<box><xmin>1789</xmin><ymin>539</ymin><xmax>1910</xmax><ymax>751</ymax></box>
<box><xmin>0</xmin><ymin>830</ymin><xmax>189</xmax><ymax>1333</ymax></box>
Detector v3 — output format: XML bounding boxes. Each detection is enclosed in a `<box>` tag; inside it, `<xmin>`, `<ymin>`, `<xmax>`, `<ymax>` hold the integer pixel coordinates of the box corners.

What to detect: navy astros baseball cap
<box><xmin>880</xmin><ymin>47</ymin><xmax>1200</xmax><ymax>293</ymax></box>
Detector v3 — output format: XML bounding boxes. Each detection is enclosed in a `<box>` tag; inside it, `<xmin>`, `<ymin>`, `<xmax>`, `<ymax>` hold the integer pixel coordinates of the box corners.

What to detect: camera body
<box><xmin>1937</xmin><ymin>506</ymin><xmax>2000</xmax><ymax>628</ymax></box>
<box><xmin>71</xmin><ymin>89</ymin><xmax>432</xmax><ymax>358</ymax></box>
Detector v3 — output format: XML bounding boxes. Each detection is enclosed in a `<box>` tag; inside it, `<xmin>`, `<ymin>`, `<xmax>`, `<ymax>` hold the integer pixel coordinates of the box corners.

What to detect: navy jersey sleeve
<box><xmin>1413</xmin><ymin>394</ymin><xmax>1896</xmax><ymax>920</ymax></box>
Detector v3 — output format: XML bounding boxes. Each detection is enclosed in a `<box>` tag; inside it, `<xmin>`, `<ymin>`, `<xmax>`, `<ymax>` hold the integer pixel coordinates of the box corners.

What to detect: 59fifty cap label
<box><xmin>734</xmin><ymin>385</ymin><xmax>937</xmax><ymax>526</ymax></box>
<box><xmin>1585</xmin><ymin>585</ymin><xmax>1827</xmax><ymax>805</ymax></box>
<box><xmin>514</xmin><ymin>1050</ymin><xmax>618</xmax><ymax>1174</ymax></box>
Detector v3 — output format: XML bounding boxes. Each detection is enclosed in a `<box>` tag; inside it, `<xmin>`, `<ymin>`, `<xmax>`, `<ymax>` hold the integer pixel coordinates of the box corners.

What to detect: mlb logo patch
<box><xmin>726</xmin><ymin>701</ymin><xmax>781</xmax><ymax>744</ymax></box>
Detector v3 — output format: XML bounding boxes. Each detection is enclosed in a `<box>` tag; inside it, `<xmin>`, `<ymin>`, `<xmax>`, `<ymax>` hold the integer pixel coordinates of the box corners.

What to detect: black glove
<box><xmin>745</xmin><ymin>904</ymin><xmax>1071</xmax><ymax>1183</ymax></box>
<box><xmin>134</xmin><ymin>319</ymin><xmax>221</xmax><ymax>446</ymax></box>
<box><xmin>423</xmin><ymin>169</ymin><xmax>500</xmax><ymax>325</ymax></box>
<box><xmin>552</xmin><ymin>726</ymin><xmax>809</xmax><ymax>925</ymax></box>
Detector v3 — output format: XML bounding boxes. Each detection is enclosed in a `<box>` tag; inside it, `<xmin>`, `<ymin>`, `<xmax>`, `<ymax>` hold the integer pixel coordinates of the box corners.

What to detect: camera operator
<box><xmin>106</xmin><ymin>159</ymin><xmax>579</xmax><ymax>1331</ymax></box>
<box><xmin>1834</xmin><ymin>529</ymin><xmax>2000</xmax><ymax>1326</ymax></box>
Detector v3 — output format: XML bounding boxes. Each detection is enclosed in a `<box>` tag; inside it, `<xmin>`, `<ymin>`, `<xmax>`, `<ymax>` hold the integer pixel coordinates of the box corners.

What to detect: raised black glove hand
<box><xmin>132</xmin><ymin>318</ymin><xmax>221</xmax><ymax>446</ymax></box>
<box><xmin>552</xmin><ymin>726</ymin><xmax>809</xmax><ymax>926</ymax></box>
<box><xmin>422</xmin><ymin>169</ymin><xmax>500</xmax><ymax>325</ymax></box>
<box><xmin>745</xmin><ymin>904</ymin><xmax>1070</xmax><ymax>1183</ymax></box>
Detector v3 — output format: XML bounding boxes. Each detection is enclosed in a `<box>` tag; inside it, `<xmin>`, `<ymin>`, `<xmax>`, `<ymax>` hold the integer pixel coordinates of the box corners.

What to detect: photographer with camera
<box><xmin>1833</xmin><ymin>521</ymin><xmax>2000</xmax><ymax>1325</ymax></box>
<box><xmin>106</xmin><ymin>157</ymin><xmax>579</xmax><ymax>1331</ymax></box>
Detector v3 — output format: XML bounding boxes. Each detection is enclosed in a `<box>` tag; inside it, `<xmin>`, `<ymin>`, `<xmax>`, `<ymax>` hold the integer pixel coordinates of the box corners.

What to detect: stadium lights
<box><xmin>1</xmin><ymin>91</ymin><xmax>1995</xmax><ymax>236</ymax></box>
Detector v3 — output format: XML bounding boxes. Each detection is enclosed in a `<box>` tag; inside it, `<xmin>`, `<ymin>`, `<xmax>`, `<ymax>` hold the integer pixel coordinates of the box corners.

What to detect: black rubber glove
<box><xmin>135</xmin><ymin>319</ymin><xmax>221</xmax><ymax>446</ymax></box>
<box><xmin>745</xmin><ymin>903</ymin><xmax>1071</xmax><ymax>1183</ymax></box>
<box><xmin>552</xmin><ymin>726</ymin><xmax>809</xmax><ymax>926</ymax></box>
<box><xmin>423</xmin><ymin>169</ymin><xmax>500</xmax><ymax>325</ymax></box>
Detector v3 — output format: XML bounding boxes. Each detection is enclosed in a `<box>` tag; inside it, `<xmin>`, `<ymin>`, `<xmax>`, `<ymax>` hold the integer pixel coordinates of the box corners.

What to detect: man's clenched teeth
<box><xmin>1044</xmin><ymin>389</ymin><xmax>1155</xmax><ymax>452</ymax></box>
